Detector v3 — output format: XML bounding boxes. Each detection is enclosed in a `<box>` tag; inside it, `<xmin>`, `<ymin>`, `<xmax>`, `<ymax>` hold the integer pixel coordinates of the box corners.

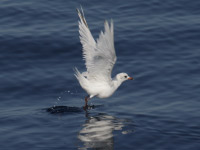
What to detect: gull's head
<box><xmin>116</xmin><ymin>73</ymin><xmax>133</xmax><ymax>82</ymax></box>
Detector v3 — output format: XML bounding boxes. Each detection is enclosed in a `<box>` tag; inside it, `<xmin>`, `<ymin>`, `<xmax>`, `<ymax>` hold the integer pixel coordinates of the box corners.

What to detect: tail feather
<box><xmin>74</xmin><ymin>67</ymin><xmax>81</xmax><ymax>80</ymax></box>
<box><xmin>74</xmin><ymin>67</ymin><xmax>89</xmax><ymax>88</ymax></box>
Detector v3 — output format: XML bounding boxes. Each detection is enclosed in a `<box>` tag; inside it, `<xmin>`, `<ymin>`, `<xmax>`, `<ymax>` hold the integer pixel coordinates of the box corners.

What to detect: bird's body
<box><xmin>75</xmin><ymin>8</ymin><xmax>133</xmax><ymax>108</ymax></box>
<box><xmin>75</xmin><ymin>68</ymin><xmax>119</xmax><ymax>99</ymax></box>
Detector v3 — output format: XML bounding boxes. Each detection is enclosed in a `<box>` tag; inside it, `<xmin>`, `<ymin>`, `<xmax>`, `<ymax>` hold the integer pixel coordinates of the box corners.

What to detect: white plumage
<box><xmin>75</xmin><ymin>8</ymin><xmax>133</xmax><ymax>108</ymax></box>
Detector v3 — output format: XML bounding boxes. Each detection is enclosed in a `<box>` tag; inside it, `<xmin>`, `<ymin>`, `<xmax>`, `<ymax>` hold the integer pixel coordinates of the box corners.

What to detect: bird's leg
<box><xmin>83</xmin><ymin>95</ymin><xmax>90</xmax><ymax>110</ymax></box>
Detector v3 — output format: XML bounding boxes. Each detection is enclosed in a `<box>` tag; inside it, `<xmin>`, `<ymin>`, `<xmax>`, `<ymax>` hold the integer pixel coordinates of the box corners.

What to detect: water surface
<box><xmin>1</xmin><ymin>0</ymin><xmax>200</xmax><ymax>149</ymax></box>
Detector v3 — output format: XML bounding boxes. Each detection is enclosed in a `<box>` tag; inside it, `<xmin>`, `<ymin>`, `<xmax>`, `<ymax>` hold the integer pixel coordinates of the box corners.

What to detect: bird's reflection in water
<box><xmin>78</xmin><ymin>113</ymin><xmax>130</xmax><ymax>150</ymax></box>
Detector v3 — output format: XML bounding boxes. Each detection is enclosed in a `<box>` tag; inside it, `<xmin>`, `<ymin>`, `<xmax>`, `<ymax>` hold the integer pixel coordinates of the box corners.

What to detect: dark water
<box><xmin>1</xmin><ymin>0</ymin><xmax>200</xmax><ymax>149</ymax></box>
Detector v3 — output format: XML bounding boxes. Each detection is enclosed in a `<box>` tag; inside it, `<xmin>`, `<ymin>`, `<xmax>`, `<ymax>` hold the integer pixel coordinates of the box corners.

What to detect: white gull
<box><xmin>75</xmin><ymin>8</ymin><xmax>133</xmax><ymax>108</ymax></box>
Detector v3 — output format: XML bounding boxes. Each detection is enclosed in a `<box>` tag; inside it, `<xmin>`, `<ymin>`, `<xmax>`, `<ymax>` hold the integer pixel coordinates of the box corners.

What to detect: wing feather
<box><xmin>77</xmin><ymin>8</ymin><xmax>96</xmax><ymax>69</ymax></box>
<box><xmin>77</xmin><ymin>8</ymin><xmax>117</xmax><ymax>82</ymax></box>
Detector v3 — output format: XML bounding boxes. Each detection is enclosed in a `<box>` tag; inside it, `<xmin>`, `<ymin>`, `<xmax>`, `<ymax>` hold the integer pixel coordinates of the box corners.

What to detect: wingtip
<box><xmin>76</xmin><ymin>6</ymin><xmax>88</xmax><ymax>28</ymax></box>
<box><xmin>76</xmin><ymin>8</ymin><xmax>79</xmax><ymax>13</ymax></box>
<box><xmin>76</xmin><ymin>4</ymin><xmax>82</xmax><ymax>12</ymax></box>
<box><xmin>76</xmin><ymin>8</ymin><xmax>81</xmax><ymax>17</ymax></box>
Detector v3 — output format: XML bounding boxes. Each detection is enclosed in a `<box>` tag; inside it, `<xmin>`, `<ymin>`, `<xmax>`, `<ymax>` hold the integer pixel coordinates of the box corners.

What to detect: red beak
<box><xmin>128</xmin><ymin>77</ymin><xmax>133</xmax><ymax>80</ymax></box>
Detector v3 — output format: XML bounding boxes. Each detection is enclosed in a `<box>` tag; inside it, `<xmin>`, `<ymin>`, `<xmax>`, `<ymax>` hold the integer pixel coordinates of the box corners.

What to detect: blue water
<box><xmin>1</xmin><ymin>0</ymin><xmax>200</xmax><ymax>149</ymax></box>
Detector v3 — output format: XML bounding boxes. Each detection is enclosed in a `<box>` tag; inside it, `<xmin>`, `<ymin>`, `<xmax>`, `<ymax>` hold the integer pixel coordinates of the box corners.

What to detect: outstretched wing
<box><xmin>77</xmin><ymin>8</ymin><xmax>117</xmax><ymax>81</ymax></box>
<box><xmin>77</xmin><ymin>8</ymin><xmax>96</xmax><ymax>71</ymax></box>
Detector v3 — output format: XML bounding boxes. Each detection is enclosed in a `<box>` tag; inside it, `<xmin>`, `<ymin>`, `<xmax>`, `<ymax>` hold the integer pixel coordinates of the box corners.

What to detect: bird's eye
<box><xmin>124</xmin><ymin>76</ymin><xmax>127</xmax><ymax>78</ymax></box>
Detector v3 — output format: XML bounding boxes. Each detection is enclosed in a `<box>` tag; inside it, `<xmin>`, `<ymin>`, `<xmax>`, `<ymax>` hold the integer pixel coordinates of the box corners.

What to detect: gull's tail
<box><xmin>74</xmin><ymin>67</ymin><xmax>81</xmax><ymax>81</ymax></box>
<box><xmin>74</xmin><ymin>67</ymin><xmax>89</xmax><ymax>89</ymax></box>
<box><xmin>76</xmin><ymin>7</ymin><xmax>88</xmax><ymax>28</ymax></box>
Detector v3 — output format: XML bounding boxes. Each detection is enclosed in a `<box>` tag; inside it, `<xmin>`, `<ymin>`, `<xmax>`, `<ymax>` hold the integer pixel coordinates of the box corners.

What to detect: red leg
<box><xmin>84</xmin><ymin>95</ymin><xmax>90</xmax><ymax>110</ymax></box>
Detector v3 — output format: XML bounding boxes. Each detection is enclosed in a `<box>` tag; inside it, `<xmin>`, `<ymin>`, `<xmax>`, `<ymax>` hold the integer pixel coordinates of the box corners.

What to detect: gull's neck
<box><xmin>112</xmin><ymin>77</ymin><xmax>123</xmax><ymax>91</ymax></box>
